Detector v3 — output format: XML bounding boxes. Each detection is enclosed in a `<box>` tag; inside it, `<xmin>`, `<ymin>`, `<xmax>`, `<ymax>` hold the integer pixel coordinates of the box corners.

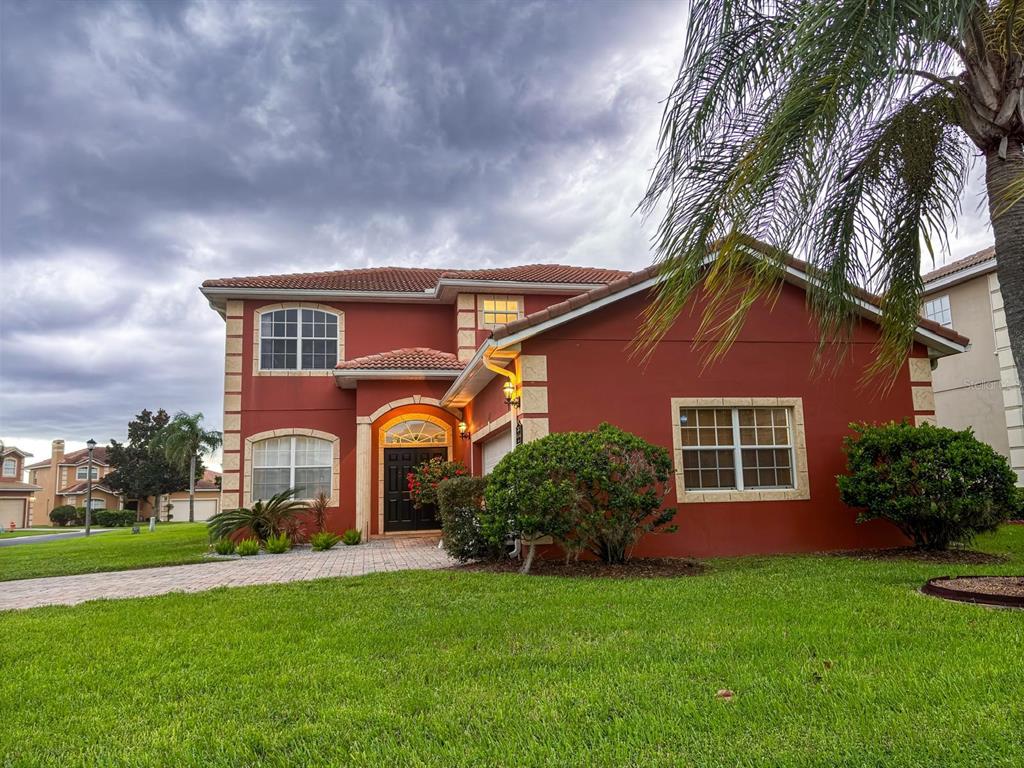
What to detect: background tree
<box><xmin>641</xmin><ymin>1</ymin><xmax>1023</xmax><ymax>384</ymax></box>
<box><xmin>155</xmin><ymin>412</ymin><xmax>223</xmax><ymax>523</ymax></box>
<box><xmin>105</xmin><ymin>409</ymin><xmax>191</xmax><ymax>520</ymax></box>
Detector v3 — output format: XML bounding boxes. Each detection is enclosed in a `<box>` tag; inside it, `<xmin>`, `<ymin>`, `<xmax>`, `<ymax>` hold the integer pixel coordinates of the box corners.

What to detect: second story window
<box><xmin>76</xmin><ymin>465</ymin><xmax>100</xmax><ymax>481</ymax></box>
<box><xmin>480</xmin><ymin>296</ymin><xmax>521</xmax><ymax>328</ymax></box>
<box><xmin>2</xmin><ymin>458</ymin><xmax>16</xmax><ymax>477</ymax></box>
<box><xmin>923</xmin><ymin>295</ymin><xmax>952</xmax><ymax>328</ymax></box>
<box><xmin>260</xmin><ymin>308</ymin><xmax>339</xmax><ymax>370</ymax></box>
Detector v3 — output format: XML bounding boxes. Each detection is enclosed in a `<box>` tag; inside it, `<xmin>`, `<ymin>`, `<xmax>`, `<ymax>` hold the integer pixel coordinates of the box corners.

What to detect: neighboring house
<box><xmin>200</xmin><ymin>242</ymin><xmax>967</xmax><ymax>557</ymax></box>
<box><xmin>25</xmin><ymin>440</ymin><xmax>223</xmax><ymax>525</ymax></box>
<box><xmin>921</xmin><ymin>248</ymin><xmax>1023</xmax><ymax>485</ymax></box>
<box><xmin>0</xmin><ymin>446</ymin><xmax>41</xmax><ymax>529</ymax></box>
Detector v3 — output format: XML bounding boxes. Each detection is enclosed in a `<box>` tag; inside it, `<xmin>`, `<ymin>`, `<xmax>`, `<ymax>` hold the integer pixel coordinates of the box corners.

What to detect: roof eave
<box><xmin>921</xmin><ymin>257</ymin><xmax>998</xmax><ymax>294</ymax></box>
<box><xmin>333</xmin><ymin>369</ymin><xmax>465</xmax><ymax>390</ymax></box>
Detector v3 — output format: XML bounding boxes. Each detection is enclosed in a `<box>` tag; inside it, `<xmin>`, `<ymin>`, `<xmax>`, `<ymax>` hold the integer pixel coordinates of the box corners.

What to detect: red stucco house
<box><xmin>200</xmin><ymin>245</ymin><xmax>968</xmax><ymax>557</ymax></box>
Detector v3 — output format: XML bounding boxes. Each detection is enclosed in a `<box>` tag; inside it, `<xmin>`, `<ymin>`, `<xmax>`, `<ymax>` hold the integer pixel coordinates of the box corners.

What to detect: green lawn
<box><xmin>1</xmin><ymin>527</ymin><xmax>1022</xmax><ymax>767</ymax></box>
<box><xmin>0</xmin><ymin>523</ymin><xmax>210</xmax><ymax>581</ymax></box>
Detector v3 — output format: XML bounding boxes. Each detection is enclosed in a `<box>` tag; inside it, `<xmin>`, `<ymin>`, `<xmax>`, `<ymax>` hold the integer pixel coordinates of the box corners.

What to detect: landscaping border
<box><xmin>921</xmin><ymin>576</ymin><xmax>1024</xmax><ymax>609</ymax></box>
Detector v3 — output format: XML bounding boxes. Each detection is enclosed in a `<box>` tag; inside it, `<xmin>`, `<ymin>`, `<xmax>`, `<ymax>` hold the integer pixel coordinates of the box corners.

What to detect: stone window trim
<box><xmin>242</xmin><ymin>428</ymin><xmax>341</xmax><ymax>507</ymax></box>
<box><xmin>252</xmin><ymin>303</ymin><xmax>345</xmax><ymax>377</ymax></box>
<box><xmin>669</xmin><ymin>397</ymin><xmax>810</xmax><ymax>504</ymax></box>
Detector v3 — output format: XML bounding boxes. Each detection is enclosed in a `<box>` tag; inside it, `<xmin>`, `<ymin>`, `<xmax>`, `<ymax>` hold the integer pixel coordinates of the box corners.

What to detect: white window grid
<box><xmin>259</xmin><ymin>308</ymin><xmax>339</xmax><ymax>371</ymax></box>
<box><xmin>479</xmin><ymin>296</ymin><xmax>522</xmax><ymax>328</ymax></box>
<box><xmin>923</xmin><ymin>295</ymin><xmax>952</xmax><ymax>328</ymax></box>
<box><xmin>76</xmin><ymin>465</ymin><xmax>100</xmax><ymax>480</ymax></box>
<box><xmin>679</xmin><ymin>406</ymin><xmax>796</xmax><ymax>491</ymax></box>
<box><xmin>252</xmin><ymin>436</ymin><xmax>332</xmax><ymax>501</ymax></box>
<box><xmin>2</xmin><ymin>458</ymin><xmax>16</xmax><ymax>477</ymax></box>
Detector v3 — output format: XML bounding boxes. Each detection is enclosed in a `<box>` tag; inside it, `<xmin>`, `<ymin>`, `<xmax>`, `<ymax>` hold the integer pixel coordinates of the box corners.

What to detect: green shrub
<box><xmin>437</xmin><ymin>476</ymin><xmax>501</xmax><ymax>562</ymax></box>
<box><xmin>838</xmin><ymin>422</ymin><xmax>1018</xmax><ymax>550</ymax></box>
<box><xmin>213</xmin><ymin>538</ymin><xmax>237</xmax><ymax>555</ymax></box>
<box><xmin>236</xmin><ymin>538</ymin><xmax>260</xmax><ymax>556</ymax></box>
<box><xmin>49</xmin><ymin>505</ymin><xmax>77</xmax><ymax>527</ymax></box>
<box><xmin>264</xmin><ymin>533</ymin><xmax>292</xmax><ymax>554</ymax></box>
<box><xmin>310</xmin><ymin>531</ymin><xmax>341</xmax><ymax>551</ymax></box>
<box><xmin>484</xmin><ymin>423</ymin><xmax>675</xmax><ymax>570</ymax></box>
<box><xmin>341</xmin><ymin>528</ymin><xmax>362</xmax><ymax>546</ymax></box>
<box><xmin>93</xmin><ymin>509</ymin><xmax>136</xmax><ymax>527</ymax></box>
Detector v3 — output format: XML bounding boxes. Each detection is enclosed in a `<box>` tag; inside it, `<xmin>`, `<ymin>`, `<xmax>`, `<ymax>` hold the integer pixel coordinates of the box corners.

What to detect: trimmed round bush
<box><xmin>436</xmin><ymin>476</ymin><xmax>499</xmax><ymax>562</ymax></box>
<box><xmin>484</xmin><ymin>423</ymin><xmax>675</xmax><ymax>568</ymax></box>
<box><xmin>838</xmin><ymin>421</ymin><xmax>1017</xmax><ymax>550</ymax></box>
<box><xmin>49</xmin><ymin>505</ymin><xmax>77</xmax><ymax>527</ymax></box>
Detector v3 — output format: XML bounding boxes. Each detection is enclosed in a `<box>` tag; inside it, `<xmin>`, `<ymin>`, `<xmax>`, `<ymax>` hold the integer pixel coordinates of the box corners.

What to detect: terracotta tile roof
<box><xmin>336</xmin><ymin>348</ymin><xmax>466</xmax><ymax>371</ymax></box>
<box><xmin>25</xmin><ymin>445</ymin><xmax>110</xmax><ymax>470</ymax></box>
<box><xmin>0</xmin><ymin>480</ymin><xmax>41</xmax><ymax>492</ymax></box>
<box><xmin>58</xmin><ymin>480</ymin><xmax>116</xmax><ymax>495</ymax></box>
<box><xmin>921</xmin><ymin>246</ymin><xmax>996</xmax><ymax>285</ymax></box>
<box><xmin>489</xmin><ymin>239</ymin><xmax>969</xmax><ymax>349</ymax></box>
<box><xmin>202</xmin><ymin>264</ymin><xmax>628</xmax><ymax>292</ymax></box>
<box><xmin>196</xmin><ymin>470</ymin><xmax>221</xmax><ymax>490</ymax></box>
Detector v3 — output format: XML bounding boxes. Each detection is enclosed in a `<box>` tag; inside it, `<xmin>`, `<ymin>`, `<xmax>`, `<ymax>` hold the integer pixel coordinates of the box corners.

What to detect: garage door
<box><xmin>482</xmin><ymin>430</ymin><xmax>513</xmax><ymax>475</ymax></box>
<box><xmin>175</xmin><ymin>498</ymin><xmax>219</xmax><ymax>522</ymax></box>
<box><xmin>0</xmin><ymin>498</ymin><xmax>25</xmax><ymax>529</ymax></box>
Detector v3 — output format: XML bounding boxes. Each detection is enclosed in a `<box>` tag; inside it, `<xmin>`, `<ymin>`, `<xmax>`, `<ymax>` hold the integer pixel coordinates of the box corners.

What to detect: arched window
<box><xmin>259</xmin><ymin>308</ymin><xmax>339</xmax><ymax>370</ymax></box>
<box><xmin>252</xmin><ymin>435</ymin><xmax>332</xmax><ymax>500</ymax></box>
<box><xmin>382</xmin><ymin>419</ymin><xmax>448</xmax><ymax>445</ymax></box>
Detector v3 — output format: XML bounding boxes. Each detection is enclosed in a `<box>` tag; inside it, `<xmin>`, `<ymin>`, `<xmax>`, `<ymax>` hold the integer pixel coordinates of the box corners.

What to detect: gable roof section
<box><xmin>1</xmin><ymin>446</ymin><xmax>32</xmax><ymax>459</ymax></box>
<box><xmin>443</xmin><ymin>240</ymin><xmax>970</xmax><ymax>407</ymax></box>
<box><xmin>25</xmin><ymin>445</ymin><xmax>110</xmax><ymax>471</ymax></box>
<box><xmin>57</xmin><ymin>480</ymin><xmax>117</xmax><ymax>496</ymax></box>
<box><xmin>334</xmin><ymin>348</ymin><xmax>466</xmax><ymax>389</ymax></box>
<box><xmin>0</xmin><ymin>480</ymin><xmax>41</xmax><ymax>492</ymax></box>
<box><xmin>921</xmin><ymin>246</ymin><xmax>997</xmax><ymax>292</ymax></box>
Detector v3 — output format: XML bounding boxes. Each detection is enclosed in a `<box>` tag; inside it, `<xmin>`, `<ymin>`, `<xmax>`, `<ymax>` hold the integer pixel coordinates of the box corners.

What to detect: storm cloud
<box><xmin>0</xmin><ymin>0</ymin><xmax>992</xmax><ymax>457</ymax></box>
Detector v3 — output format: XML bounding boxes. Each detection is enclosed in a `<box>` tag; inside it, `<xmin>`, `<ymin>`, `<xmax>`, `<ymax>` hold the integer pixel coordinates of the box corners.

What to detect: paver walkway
<box><xmin>0</xmin><ymin>536</ymin><xmax>454</xmax><ymax>611</ymax></box>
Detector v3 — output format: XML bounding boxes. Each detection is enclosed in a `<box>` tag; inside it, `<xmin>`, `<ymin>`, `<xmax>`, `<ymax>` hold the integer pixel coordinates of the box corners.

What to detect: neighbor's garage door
<box><xmin>178</xmin><ymin>498</ymin><xmax>219</xmax><ymax>522</ymax></box>
<box><xmin>0</xmin><ymin>498</ymin><xmax>26</xmax><ymax>529</ymax></box>
<box><xmin>482</xmin><ymin>430</ymin><xmax>513</xmax><ymax>475</ymax></box>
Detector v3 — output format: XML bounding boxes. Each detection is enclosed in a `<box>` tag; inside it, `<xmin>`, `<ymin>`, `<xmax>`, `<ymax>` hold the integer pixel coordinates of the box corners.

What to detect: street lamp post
<box><xmin>84</xmin><ymin>438</ymin><xmax>96</xmax><ymax>537</ymax></box>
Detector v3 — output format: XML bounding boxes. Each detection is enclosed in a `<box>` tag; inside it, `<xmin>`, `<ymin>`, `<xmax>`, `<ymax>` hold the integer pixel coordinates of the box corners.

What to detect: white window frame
<box><xmin>76</xmin><ymin>465</ymin><xmax>100</xmax><ymax>481</ymax></box>
<box><xmin>258</xmin><ymin>307</ymin><xmax>340</xmax><ymax>372</ymax></box>
<box><xmin>251</xmin><ymin>435</ymin><xmax>333</xmax><ymax>502</ymax></box>
<box><xmin>87</xmin><ymin>498</ymin><xmax>105</xmax><ymax>511</ymax></box>
<box><xmin>2</xmin><ymin>458</ymin><xmax>16</xmax><ymax>477</ymax></box>
<box><xmin>670</xmin><ymin>397</ymin><xmax>810</xmax><ymax>503</ymax></box>
<box><xmin>479</xmin><ymin>295</ymin><xmax>523</xmax><ymax>328</ymax></box>
<box><xmin>923</xmin><ymin>294</ymin><xmax>952</xmax><ymax>328</ymax></box>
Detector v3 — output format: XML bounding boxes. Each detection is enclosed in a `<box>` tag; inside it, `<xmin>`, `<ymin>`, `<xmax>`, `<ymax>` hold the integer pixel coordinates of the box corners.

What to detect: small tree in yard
<box><xmin>156</xmin><ymin>412</ymin><xmax>222</xmax><ymax>523</ymax></box>
<box><xmin>484</xmin><ymin>423</ymin><xmax>676</xmax><ymax>571</ymax></box>
<box><xmin>838</xmin><ymin>422</ymin><xmax>1017</xmax><ymax>550</ymax></box>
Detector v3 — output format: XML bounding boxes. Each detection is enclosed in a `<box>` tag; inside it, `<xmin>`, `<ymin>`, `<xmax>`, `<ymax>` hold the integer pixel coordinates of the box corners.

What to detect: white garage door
<box><xmin>0</xmin><ymin>498</ymin><xmax>25</xmax><ymax>529</ymax></box>
<box><xmin>175</xmin><ymin>497</ymin><xmax>219</xmax><ymax>522</ymax></box>
<box><xmin>482</xmin><ymin>430</ymin><xmax>513</xmax><ymax>475</ymax></box>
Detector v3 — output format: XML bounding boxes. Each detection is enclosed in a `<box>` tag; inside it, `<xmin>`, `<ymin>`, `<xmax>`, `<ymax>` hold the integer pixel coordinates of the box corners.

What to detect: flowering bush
<box><xmin>407</xmin><ymin>457</ymin><xmax>468</xmax><ymax>508</ymax></box>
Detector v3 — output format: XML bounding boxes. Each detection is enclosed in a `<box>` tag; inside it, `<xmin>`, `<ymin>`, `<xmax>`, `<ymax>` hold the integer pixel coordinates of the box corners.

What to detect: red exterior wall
<box><xmin>510</xmin><ymin>282</ymin><xmax>926</xmax><ymax>557</ymax></box>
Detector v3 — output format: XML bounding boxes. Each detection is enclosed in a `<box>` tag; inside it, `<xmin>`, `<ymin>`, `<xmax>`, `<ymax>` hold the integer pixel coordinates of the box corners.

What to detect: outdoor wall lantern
<box><xmin>503</xmin><ymin>379</ymin><xmax>521</xmax><ymax>407</ymax></box>
<box><xmin>458</xmin><ymin>421</ymin><xmax>471</xmax><ymax>440</ymax></box>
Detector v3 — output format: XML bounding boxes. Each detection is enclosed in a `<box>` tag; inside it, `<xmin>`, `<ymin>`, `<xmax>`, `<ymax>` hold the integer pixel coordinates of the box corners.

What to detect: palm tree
<box><xmin>640</xmin><ymin>2</ymin><xmax>1023</xmax><ymax>384</ymax></box>
<box><xmin>157</xmin><ymin>412</ymin><xmax>223</xmax><ymax>523</ymax></box>
<box><xmin>206</xmin><ymin>489</ymin><xmax>308</xmax><ymax>543</ymax></box>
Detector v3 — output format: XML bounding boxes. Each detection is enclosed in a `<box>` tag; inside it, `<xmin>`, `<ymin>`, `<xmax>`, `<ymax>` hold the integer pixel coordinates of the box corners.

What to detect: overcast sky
<box><xmin>0</xmin><ymin>0</ymin><xmax>994</xmax><ymax>466</ymax></box>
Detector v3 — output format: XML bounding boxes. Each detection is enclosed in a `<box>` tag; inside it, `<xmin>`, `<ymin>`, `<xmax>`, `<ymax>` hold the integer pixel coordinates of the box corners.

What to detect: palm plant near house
<box><xmin>156</xmin><ymin>412</ymin><xmax>223</xmax><ymax>523</ymax></box>
<box><xmin>640</xmin><ymin>1</ymin><xmax>1024</xmax><ymax>384</ymax></box>
<box><xmin>207</xmin><ymin>489</ymin><xmax>309</xmax><ymax>543</ymax></box>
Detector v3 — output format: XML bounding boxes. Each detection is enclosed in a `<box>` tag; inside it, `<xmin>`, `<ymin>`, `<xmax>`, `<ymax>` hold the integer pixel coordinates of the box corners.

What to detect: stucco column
<box><xmin>355</xmin><ymin>419</ymin><xmax>372</xmax><ymax>538</ymax></box>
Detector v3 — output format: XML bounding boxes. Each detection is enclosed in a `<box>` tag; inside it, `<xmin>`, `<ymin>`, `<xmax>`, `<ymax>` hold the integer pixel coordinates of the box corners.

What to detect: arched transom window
<box><xmin>382</xmin><ymin>419</ymin><xmax>448</xmax><ymax>446</ymax></box>
<box><xmin>260</xmin><ymin>308</ymin><xmax>339</xmax><ymax>370</ymax></box>
<box><xmin>252</xmin><ymin>436</ymin><xmax>332</xmax><ymax>500</ymax></box>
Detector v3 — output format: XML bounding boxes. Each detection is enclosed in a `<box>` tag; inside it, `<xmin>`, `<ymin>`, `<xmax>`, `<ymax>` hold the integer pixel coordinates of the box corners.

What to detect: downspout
<box><xmin>481</xmin><ymin>350</ymin><xmax>518</xmax><ymax>449</ymax></box>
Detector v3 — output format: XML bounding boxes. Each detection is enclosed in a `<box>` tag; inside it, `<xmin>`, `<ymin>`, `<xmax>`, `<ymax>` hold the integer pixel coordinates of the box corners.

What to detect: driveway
<box><xmin>0</xmin><ymin>536</ymin><xmax>454</xmax><ymax>611</ymax></box>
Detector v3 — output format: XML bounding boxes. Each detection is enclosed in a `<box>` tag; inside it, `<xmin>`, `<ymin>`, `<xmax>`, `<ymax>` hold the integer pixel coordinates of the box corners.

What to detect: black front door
<box><xmin>384</xmin><ymin>447</ymin><xmax>448</xmax><ymax>531</ymax></box>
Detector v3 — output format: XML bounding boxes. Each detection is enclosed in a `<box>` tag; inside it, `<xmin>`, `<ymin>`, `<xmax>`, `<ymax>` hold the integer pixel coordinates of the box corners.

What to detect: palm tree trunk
<box><xmin>189</xmin><ymin>453</ymin><xmax>196</xmax><ymax>523</ymax></box>
<box><xmin>986</xmin><ymin>144</ymin><xmax>1024</xmax><ymax>390</ymax></box>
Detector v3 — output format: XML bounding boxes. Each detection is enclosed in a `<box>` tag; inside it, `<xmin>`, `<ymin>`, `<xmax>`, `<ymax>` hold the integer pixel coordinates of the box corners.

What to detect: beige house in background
<box><xmin>0</xmin><ymin>446</ymin><xmax>41</xmax><ymax>528</ymax></box>
<box><xmin>921</xmin><ymin>247</ymin><xmax>1023</xmax><ymax>485</ymax></box>
<box><xmin>25</xmin><ymin>439</ymin><xmax>222</xmax><ymax>527</ymax></box>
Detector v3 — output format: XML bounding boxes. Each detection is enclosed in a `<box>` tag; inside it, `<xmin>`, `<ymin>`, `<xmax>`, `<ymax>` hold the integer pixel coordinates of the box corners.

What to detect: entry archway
<box><xmin>377</xmin><ymin>413</ymin><xmax>453</xmax><ymax>533</ymax></box>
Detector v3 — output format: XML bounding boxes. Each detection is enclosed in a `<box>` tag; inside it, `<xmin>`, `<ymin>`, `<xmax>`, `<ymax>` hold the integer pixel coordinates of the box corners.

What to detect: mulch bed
<box><xmin>922</xmin><ymin>576</ymin><xmax>1024</xmax><ymax>609</ymax></box>
<box><xmin>457</xmin><ymin>557</ymin><xmax>706</xmax><ymax>579</ymax></box>
<box><xmin>831</xmin><ymin>547</ymin><xmax>1007</xmax><ymax>564</ymax></box>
